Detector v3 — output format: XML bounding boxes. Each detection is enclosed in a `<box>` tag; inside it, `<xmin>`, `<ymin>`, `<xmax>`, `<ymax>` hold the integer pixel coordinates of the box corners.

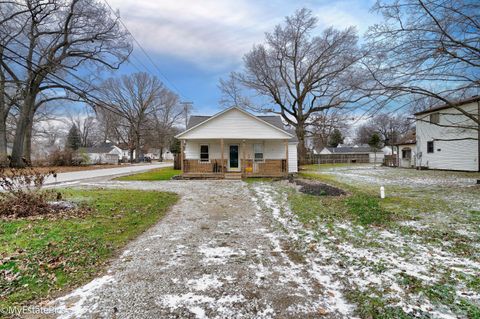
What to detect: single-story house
<box><xmin>145</xmin><ymin>148</ymin><xmax>174</xmax><ymax>161</ymax></box>
<box><xmin>83</xmin><ymin>142</ymin><xmax>122</xmax><ymax>164</ymax></box>
<box><xmin>414</xmin><ymin>96</ymin><xmax>479</xmax><ymax>171</ymax></box>
<box><xmin>175</xmin><ymin>107</ymin><xmax>298</xmax><ymax>178</ymax></box>
<box><xmin>318</xmin><ymin>145</ymin><xmax>385</xmax><ymax>164</ymax></box>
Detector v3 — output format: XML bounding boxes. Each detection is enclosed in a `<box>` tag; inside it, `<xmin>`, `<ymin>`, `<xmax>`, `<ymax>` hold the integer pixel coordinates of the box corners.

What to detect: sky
<box><xmin>107</xmin><ymin>0</ymin><xmax>380</xmax><ymax>115</ymax></box>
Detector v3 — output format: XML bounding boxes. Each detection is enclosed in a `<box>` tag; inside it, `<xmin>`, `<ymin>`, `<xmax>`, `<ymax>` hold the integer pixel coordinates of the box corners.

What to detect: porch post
<box><xmin>242</xmin><ymin>140</ymin><xmax>246</xmax><ymax>175</ymax></box>
<box><xmin>180</xmin><ymin>139</ymin><xmax>185</xmax><ymax>173</ymax></box>
<box><xmin>284</xmin><ymin>139</ymin><xmax>289</xmax><ymax>176</ymax></box>
<box><xmin>220</xmin><ymin>138</ymin><xmax>224</xmax><ymax>173</ymax></box>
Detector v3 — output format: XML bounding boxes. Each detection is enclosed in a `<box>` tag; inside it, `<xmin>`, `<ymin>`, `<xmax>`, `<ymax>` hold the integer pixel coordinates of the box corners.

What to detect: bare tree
<box><xmin>96</xmin><ymin>72</ymin><xmax>163</xmax><ymax>162</ymax></box>
<box><xmin>355</xmin><ymin>113</ymin><xmax>412</xmax><ymax>147</ymax></box>
<box><xmin>144</xmin><ymin>88</ymin><xmax>183</xmax><ymax>160</ymax></box>
<box><xmin>67</xmin><ymin>106</ymin><xmax>98</xmax><ymax>147</ymax></box>
<box><xmin>308</xmin><ymin>108</ymin><xmax>349</xmax><ymax>151</ymax></box>
<box><xmin>0</xmin><ymin>0</ymin><xmax>132</xmax><ymax>167</ymax></box>
<box><xmin>365</xmin><ymin>0</ymin><xmax>480</xmax><ymax>128</ymax></box>
<box><xmin>221</xmin><ymin>9</ymin><xmax>369</xmax><ymax>160</ymax></box>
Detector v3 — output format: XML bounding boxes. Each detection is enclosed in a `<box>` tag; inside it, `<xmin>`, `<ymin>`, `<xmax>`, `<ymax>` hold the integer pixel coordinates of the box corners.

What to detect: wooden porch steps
<box><xmin>224</xmin><ymin>172</ymin><xmax>242</xmax><ymax>180</ymax></box>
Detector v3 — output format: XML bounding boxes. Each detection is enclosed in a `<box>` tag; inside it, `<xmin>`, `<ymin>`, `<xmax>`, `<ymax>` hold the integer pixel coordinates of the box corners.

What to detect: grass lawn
<box><xmin>252</xmin><ymin>165</ymin><xmax>480</xmax><ymax>318</ymax></box>
<box><xmin>115</xmin><ymin>167</ymin><xmax>180</xmax><ymax>181</ymax></box>
<box><xmin>0</xmin><ymin>189</ymin><xmax>178</xmax><ymax>311</ymax></box>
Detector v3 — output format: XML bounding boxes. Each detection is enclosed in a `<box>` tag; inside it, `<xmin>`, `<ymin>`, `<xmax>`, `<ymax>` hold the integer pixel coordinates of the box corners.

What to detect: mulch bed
<box><xmin>290</xmin><ymin>178</ymin><xmax>347</xmax><ymax>196</ymax></box>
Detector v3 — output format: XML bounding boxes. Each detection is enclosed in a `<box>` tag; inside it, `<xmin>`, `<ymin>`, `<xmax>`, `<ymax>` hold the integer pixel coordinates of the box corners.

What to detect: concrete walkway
<box><xmin>43</xmin><ymin>162</ymin><xmax>171</xmax><ymax>185</ymax></box>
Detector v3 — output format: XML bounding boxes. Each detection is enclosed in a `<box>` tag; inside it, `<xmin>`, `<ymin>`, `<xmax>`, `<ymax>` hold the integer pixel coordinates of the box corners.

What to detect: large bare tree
<box><xmin>96</xmin><ymin>72</ymin><xmax>164</xmax><ymax>162</ymax></box>
<box><xmin>365</xmin><ymin>0</ymin><xmax>480</xmax><ymax>127</ymax></box>
<box><xmin>221</xmin><ymin>9</ymin><xmax>369</xmax><ymax>159</ymax></box>
<box><xmin>144</xmin><ymin>88</ymin><xmax>183</xmax><ymax>160</ymax></box>
<box><xmin>0</xmin><ymin>0</ymin><xmax>132</xmax><ymax>167</ymax></box>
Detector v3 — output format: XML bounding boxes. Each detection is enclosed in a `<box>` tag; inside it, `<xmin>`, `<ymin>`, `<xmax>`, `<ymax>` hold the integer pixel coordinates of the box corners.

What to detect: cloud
<box><xmin>108</xmin><ymin>0</ymin><xmax>377</xmax><ymax>70</ymax></box>
<box><xmin>109</xmin><ymin>0</ymin><xmax>280</xmax><ymax>70</ymax></box>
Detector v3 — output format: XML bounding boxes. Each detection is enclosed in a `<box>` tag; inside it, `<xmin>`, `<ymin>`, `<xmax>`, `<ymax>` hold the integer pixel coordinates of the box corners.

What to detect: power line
<box><xmin>101</xmin><ymin>0</ymin><xmax>190</xmax><ymax>101</ymax></box>
<box><xmin>1</xmin><ymin>43</ymin><xmax>124</xmax><ymax>117</ymax></box>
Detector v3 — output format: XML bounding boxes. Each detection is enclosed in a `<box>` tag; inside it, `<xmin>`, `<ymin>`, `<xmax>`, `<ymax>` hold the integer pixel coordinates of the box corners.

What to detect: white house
<box><xmin>414</xmin><ymin>96</ymin><xmax>479</xmax><ymax>171</ymax></box>
<box><xmin>145</xmin><ymin>148</ymin><xmax>174</xmax><ymax>161</ymax></box>
<box><xmin>396</xmin><ymin>141</ymin><xmax>417</xmax><ymax>168</ymax></box>
<box><xmin>83</xmin><ymin>142</ymin><xmax>122</xmax><ymax>164</ymax></box>
<box><xmin>175</xmin><ymin>107</ymin><xmax>298</xmax><ymax>178</ymax></box>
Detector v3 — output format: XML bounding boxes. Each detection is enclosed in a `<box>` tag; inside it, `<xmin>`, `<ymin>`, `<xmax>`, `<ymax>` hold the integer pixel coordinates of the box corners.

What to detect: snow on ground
<box><xmin>316</xmin><ymin>165</ymin><xmax>479</xmax><ymax>188</ymax></box>
<box><xmin>50</xmin><ymin>275</ymin><xmax>115</xmax><ymax>319</ymax></box>
<box><xmin>252</xmin><ymin>182</ymin><xmax>480</xmax><ymax>318</ymax></box>
<box><xmin>44</xmin><ymin>180</ymin><xmax>355</xmax><ymax>318</ymax></box>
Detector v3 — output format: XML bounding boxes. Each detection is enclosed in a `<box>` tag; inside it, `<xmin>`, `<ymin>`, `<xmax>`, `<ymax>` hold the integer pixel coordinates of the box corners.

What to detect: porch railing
<box><xmin>183</xmin><ymin>159</ymin><xmax>287</xmax><ymax>176</ymax></box>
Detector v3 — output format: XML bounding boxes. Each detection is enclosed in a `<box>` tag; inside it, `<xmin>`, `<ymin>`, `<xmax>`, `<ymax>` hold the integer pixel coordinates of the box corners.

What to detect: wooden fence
<box><xmin>300</xmin><ymin>153</ymin><xmax>370</xmax><ymax>165</ymax></box>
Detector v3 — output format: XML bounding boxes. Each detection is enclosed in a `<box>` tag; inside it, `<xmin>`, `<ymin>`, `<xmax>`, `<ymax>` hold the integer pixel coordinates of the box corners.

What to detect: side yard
<box><xmin>0</xmin><ymin>189</ymin><xmax>178</xmax><ymax>313</ymax></box>
<box><xmin>115</xmin><ymin>167</ymin><xmax>181</xmax><ymax>181</ymax></box>
<box><xmin>251</xmin><ymin>164</ymin><xmax>480</xmax><ymax>318</ymax></box>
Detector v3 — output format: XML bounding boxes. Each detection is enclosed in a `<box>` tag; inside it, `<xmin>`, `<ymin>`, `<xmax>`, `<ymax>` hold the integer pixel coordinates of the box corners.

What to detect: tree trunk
<box><xmin>129</xmin><ymin>148</ymin><xmax>135</xmax><ymax>163</ymax></box>
<box><xmin>135</xmin><ymin>134</ymin><xmax>141</xmax><ymax>162</ymax></box>
<box><xmin>0</xmin><ymin>119</ymin><xmax>8</xmax><ymax>167</ymax></box>
<box><xmin>11</xmin><ymin>97</ymin><xmax>35</xmax><ymax>168</ymax></box>
<box><xmin>295</xmin><ymin>124</ymin><xmax>307</xmax><ymax>163</ymax></box>
<box><xmin>23</xmin><ymin>117</ymin><xmax>34</xmax><ymax>166</ymax></box>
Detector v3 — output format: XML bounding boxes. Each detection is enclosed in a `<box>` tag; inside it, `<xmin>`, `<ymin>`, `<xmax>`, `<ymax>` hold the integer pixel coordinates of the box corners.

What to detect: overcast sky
<box><xmin>108</xmin><ymin>0</ymin><xmax>379</xmax><ymax>114</ymax></box>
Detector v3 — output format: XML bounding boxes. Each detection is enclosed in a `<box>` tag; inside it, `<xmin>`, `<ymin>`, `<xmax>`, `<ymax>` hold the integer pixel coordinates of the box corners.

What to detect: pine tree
<box><xmin>328</xmin><ymin>129</ymin><xmax>344</xmax><ymax>147</ymax></box>
<box><xmin>66</xmin><ymin>124</ymin><xmax>81</xmax><ymax>150</ymax></box>
<box><xmin>368</xmin><ymin>132</ymin><xmax>382</xmax><ymax>168</ymax></box>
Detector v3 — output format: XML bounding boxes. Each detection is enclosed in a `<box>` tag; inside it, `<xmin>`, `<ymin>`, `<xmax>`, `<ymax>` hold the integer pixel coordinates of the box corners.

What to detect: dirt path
<box><xmin>44</xmin><ymin>180</ymin><xmax>352</xmax><ymax>319</ymax></box>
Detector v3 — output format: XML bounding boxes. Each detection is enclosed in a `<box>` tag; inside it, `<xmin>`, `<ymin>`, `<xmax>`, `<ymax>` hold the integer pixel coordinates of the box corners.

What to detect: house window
<box><xmin>429</xmin><ymin>112</ymin><xmax>440</xmax><ymax>124</ymax></box>
<box><xmin>427</xmin><ymin>141</ymin><xmax>434</xmax><ymax>153</ymax></box>
<box><xmin>200</xmin><ymin>145</ymin><xmax>209</xmax><ymax>162</ymax></box>
<box><xmin>402</xmin><ymin>148</ymin><xmax>411</xmax><ymax>159</ymax></box>
<box><xmin>254</xmin><ymin>143</ymin><xmax>264</xmax><ymax>162</ymax></box>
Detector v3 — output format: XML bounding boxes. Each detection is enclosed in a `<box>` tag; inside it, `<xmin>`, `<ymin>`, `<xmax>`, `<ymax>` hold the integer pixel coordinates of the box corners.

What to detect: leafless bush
<box><xmin>48</xmin><ymin>149</ymin><xmax>84</xmax><ymax>166</ymax></box>
<box><xmin>0</xmin><ymin>168</ymin><xmax>58</xmax><ymax>219</ymax></box>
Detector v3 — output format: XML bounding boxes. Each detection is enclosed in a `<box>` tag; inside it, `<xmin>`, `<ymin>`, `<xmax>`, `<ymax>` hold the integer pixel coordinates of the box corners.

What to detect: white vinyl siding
<box><xmin>185</xmin><ymin>140</ymin><xmax>289</xmax><ymax>160</ymax></box>
<box><xmin>368</xmin><ymin>152</ymin><xmax>385</xmax><ymax>163</ymax></box>
<box><xmin>254</xmin><ymin>143</ymin><xmax>264</xmax><ymax>162</ymax></box>
<box><xmin>178</xmin><ymin>108</ymin><xmax>292</xmax><ymax>140</ymax></box>
<box><xmin>288</xmin><ymin>142</ymin><xmax>298</xmax><ymax>173</ymax></box>
<box><xmin>416</xmin><ymin>101</ymin><xmax>478</xmax><ymax>171</ymax></box>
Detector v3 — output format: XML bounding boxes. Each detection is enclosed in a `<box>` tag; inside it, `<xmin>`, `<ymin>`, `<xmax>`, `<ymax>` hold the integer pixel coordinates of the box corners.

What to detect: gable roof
<box><xmin>177</xmin><ymin>106</ymin><xmax>294</xmax><ymax>140</ymax></box>
<box><xmin>83</xmin><ymin>142</ymin><xmax>117</xmax><ymax>154</ymax></box>
<box><xmin>413</xmin><ymin>96</ymin><xmax>480</xmax><ymax>116</ymax></box>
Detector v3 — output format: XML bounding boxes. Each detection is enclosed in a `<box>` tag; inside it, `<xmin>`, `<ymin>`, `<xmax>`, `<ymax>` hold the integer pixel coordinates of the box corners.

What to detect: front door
<box><xmin>229</xmin><ymin>145</ymin><xmax>239</xmax><ymax>171</ymax></box>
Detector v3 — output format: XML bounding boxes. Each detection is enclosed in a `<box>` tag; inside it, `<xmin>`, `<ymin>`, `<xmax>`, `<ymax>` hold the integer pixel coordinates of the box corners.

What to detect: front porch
<box><xmin>180</xmin><ymin>139</ymin><xmax>289</xmax><ymax>179</ymax></box>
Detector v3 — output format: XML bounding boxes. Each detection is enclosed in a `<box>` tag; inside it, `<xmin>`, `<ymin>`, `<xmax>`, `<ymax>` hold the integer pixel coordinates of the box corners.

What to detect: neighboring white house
<box><xmin>319</xmin><ymin>145</ymin><xmax>386</xmax><ymax>163</ymax></box>
<box><xmin>145</xmin><ymin>148</ymin><xmax>174</xmax><ymax>161</ymax></box>
<box><xmin>83</xmin><ymin>142</ymin><xmax>122</xmax><ymax>164</ymax></box>
<box><xmin>414</xmin><ymin>96</ymin><xmax>479</xmax><ymax>171</ymax></box>
<box><xmin>175</xmin><ymin>107</ymin><xmax>298</xmax><ymax>178</ymax></box>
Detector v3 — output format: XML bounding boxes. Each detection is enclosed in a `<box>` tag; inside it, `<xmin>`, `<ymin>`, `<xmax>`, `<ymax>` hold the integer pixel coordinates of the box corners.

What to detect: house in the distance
<box><xmin>318</xmin><ymin>145</ymin><xmax>386</xmax><ymax>164</ymax></box>
<box><xmin>83</xmin><ymin>142</ymin><xmax>122</xmax><ymax>164</ymax></box>
<box><xmin>414</xmin><ymin>96</ymin><xmax>479</xmax><ymax>171</ymax></box>
<box><xmin>175</xmin><ymin>107</ymin><xmax>298</xmax><ymax>179</ymax></box>
<box><xmin>145</xmin><ymin>148</ymin><xmax>174</xmax><ymax>161</ymax></box>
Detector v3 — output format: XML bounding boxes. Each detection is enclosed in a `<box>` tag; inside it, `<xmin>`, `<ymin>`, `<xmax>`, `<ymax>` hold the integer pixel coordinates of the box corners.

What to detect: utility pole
<box><xmin>180</xmin><ymin>101</ymin><xmax>193</xmax><ymax>129</ymax></box>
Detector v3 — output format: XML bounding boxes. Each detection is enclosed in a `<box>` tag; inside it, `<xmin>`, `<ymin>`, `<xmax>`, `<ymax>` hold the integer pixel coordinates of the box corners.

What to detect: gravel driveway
<box><xmin>43</xmin><ymin>180</ymin><xmax>350</xmax><ymax>319</ymax></box>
